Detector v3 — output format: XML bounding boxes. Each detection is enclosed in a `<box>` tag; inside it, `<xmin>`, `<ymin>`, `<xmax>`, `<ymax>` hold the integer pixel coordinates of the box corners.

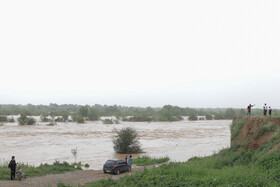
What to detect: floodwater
<box><xmin>0</xmin><ymin>117</ymin><xmax>231</xmax><ymax>170</ymax></box>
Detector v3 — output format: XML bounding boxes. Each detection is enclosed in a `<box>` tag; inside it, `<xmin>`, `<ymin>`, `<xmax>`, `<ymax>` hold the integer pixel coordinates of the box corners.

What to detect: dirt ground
<box><xmin>0</xmin><ymin>166</ymin><xmax>153</xmax><ymax>187</ymax></box>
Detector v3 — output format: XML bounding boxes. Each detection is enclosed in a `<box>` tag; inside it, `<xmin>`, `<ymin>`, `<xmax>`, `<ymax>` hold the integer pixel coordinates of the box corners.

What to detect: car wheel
<box><xmin>115</xmin><ymin>169</ymin><xmax>120</xmax><ymax>175</ymax></box>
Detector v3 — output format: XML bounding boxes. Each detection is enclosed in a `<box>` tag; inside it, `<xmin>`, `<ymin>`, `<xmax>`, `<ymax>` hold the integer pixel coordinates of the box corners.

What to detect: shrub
<box><xmin>188</xmin><ymin>113</ymin><xmax>197</xmax><ymax>121</ymax></box>
<box><xmin>259</xmin><ymin>123</ymin><xmax>277</xmax><ymax>136</ymax></box>
<box><xmin>113</xmin><ymin>127</ymin><xmax>142</xmax><ymax>154</ymax></box>
<box><xmin>76</xmin><ymin>115</ymin><xmax>85</xmax><ymax>124</ymax></box>
<box><xmin>40</xmin><ymin>115</ymin><xmax>50</xmax><ymax>122</ymax></box>
<box><xmin>0</xmin><ymin>116</ymin><xmax>8</xmax><ymax>122</ymax></box>
<box><xmin>46</xmin><ymin>122</ymin><xmax>57</xmax><ymax>126</ymax></box>
<box><xmin>55</xmin><ymin>117</ymin><xmax>63</xmax><ymax>122</ymax></box>
<box><xmin>17</xmin><ymin>114</ymin><xmax>36</xmax><ymax>125</ymax></box>
<box><xmin>103</xmin><ymin>119</ymin><xmax>113</xmax><ymax>124</ymax></box>
<box><xmin>8</xmin><ymin>117</ymin><xmax>15</xmax><ymax>122</ymax></box>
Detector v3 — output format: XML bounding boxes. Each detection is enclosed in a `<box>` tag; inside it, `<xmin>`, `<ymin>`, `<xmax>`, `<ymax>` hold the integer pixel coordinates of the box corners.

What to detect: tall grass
<box><xmin>133</xmin><ymin>156</ymin><xmax>169</xmax><ymax>166</ymax></box>
<box><xmin>230</xmin><ymin>117</ymin><xmax>248</xmax><ymax>141</ymax></box>
<box><xmin>259</xmin><ymin>123</ymin><xmax>277</xmax><ymax>136</ymax></box>
<box><xmin>84</xmin><ymin>147</ymin><xmax>280</xmax><ymax>187</ymax></box>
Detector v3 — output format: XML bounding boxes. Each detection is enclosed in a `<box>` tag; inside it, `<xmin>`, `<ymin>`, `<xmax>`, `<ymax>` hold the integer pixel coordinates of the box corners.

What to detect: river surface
<box><xmin>0</xmin><ymin>117</ymin><xmax>231</xmax><ymax>170</ymax></box>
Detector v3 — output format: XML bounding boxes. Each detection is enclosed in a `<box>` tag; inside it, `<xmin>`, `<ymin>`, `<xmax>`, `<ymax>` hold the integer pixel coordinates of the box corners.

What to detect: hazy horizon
<box><xmin>1</xmin><ymin>0</ymin><xmax>280</xmax><ymax>108</ymax></box>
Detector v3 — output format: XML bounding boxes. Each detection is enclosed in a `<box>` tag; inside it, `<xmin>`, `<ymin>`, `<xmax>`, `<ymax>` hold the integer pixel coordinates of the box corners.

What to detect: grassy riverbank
<box><xmin>0</xmin><ymin>161</ymin><xmax>81</xmax><ymax>180</ymax></box>
<box><xmin>81</xmin><ymin>116</ymin><xmax>280</xmax><ymax>186</ymax></box>
<box><xmin>83</xmin><ymin>147</ymin><xmax>280</xmax><ymax>187</ymax></box>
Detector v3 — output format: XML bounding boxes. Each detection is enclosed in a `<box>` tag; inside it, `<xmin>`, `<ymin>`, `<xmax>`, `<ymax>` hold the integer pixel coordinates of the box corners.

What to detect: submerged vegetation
<box><xmin>113</xmin><ymin>127</ymin><xmax>142</xmax><ymax>154</ymax></box>
<box><xmin>17</xmin><ymin>114</ymin><xmax>36</xmax><ymax>125</ymax></box>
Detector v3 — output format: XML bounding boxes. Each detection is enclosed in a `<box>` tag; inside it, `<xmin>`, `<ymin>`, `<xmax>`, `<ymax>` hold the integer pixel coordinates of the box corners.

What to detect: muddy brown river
<box><xmin>0</xmin><ymin>117</ymin><xmax>231</xmax><ymax>170</ymax></box>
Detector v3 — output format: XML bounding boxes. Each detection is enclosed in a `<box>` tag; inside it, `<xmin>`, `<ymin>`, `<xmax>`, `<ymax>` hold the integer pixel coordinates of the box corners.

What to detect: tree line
<box><xmin>0</xmin><ymin>104</ymin><xmax>279</xmax><ymax>123</ymax></box>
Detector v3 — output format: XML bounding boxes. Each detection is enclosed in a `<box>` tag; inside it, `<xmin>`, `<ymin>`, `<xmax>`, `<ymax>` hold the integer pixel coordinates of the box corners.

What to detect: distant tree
<box><xmin>88</xmin><ymin>108</ymin><xmax>99</xmax><ymax>121</ymax></box>
<box><xmin>188</xmin><ymin>113</ymin><xmax>197</xmax><ymax>121</ymax></box>
<box><xmin>225</xmin><ymin>108</ymin><xmax>237</xmax><ymax>119</ymax></box>
<box><xmin>78</xmin><ymin>106</ymin><xmax>88</xmax><ymax>118</ymax></box>
<box><xmin>239</xmin><ymin>108</ymin><xmax>246</xmax><ymax>116</ymax></box>
<box><xmin>206</xmin><ymin>114</ymin><xmax>212</xmax><ymax>120</ymax></box>
<box><xmin>113</xmin><ymin>127</ymin><xmax>142</xmax><ymax>154</ymax></box>
<box><xmin>62</xmin><ymin>112</ymin><xmax>68</xmax><ymax>122</ymax></box>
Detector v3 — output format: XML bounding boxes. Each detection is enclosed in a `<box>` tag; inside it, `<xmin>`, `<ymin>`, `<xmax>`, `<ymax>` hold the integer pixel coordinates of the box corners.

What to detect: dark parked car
<box><xmin>103</xmin><ymin>159</ymin><xmax>131</xmax><ymax>175</ymax></box>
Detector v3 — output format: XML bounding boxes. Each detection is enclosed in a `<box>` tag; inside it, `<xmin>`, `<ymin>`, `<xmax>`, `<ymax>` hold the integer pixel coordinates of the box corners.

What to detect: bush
<box><xmin>259</xmin><ymin>123</ymin><xmax>277</xmax><ymax>136</ymax></box>
<box><xmin>40</xmin><ymin>115</ymin><xmax>50</xmax><ymax>122</ymax></box>
<box><xmin>113</xmin><ymin>127</ymin><xmax>142</xmax><ymax>154</ymax></box>
<box><xmin>46</xmin><ymin>122</ymin><xmax>57</xmax><ymax>126</ymax></box>
<box><xmin>17</xmin><ymin>114</ymin><xmax>36</xmax><ymax>125</ymax></box>
<box><xmin>188</xmin><ymin>113</ymin><xmax>197</xmax><ymax>121</ymax></box>
<box><xmin>8</xmin><ymin>117</ymin><xmax>15</xmax><ymax>122</ymax></box>
<box><xmin>103</xmin><ymin>119</ymin><xmax>114</xmax><ymax>124</ymax></box>
<box><xmin>0</xmin><ymin>116</ymin><xmax>8</xmax><ymax>122</ymax></box>
<box><xmin>76</xmin><ymin>116</ymin><xmax>85</xmax><ymax>124</ymax></box>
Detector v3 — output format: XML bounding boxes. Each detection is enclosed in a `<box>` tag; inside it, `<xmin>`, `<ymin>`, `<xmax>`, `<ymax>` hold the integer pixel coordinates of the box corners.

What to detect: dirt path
<box><xmin>0</xmin><ymin>166</ymin><xmax>154</xmax><ymax>187</ymax></box>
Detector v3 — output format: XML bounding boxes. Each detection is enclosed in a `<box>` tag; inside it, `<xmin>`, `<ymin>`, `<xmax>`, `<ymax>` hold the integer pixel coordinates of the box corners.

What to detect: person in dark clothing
<box><xmin>269</xmin><ymin>106</ymin><xmax>272</xmax><ymax>116</ymax></box>
<box><xmin>8</xmin><ymin>156</ymin><xmax>17</xmax><ymax>180</ymax></box>
<box><xmin>124</xmin><ymin>156</ymin><xmax>128</xmax><ymax>163</ymax></box>
<box><xmin>247</xmin><ymin>104</ymin><xmax>255</xmax><ymax>116</ymax></box>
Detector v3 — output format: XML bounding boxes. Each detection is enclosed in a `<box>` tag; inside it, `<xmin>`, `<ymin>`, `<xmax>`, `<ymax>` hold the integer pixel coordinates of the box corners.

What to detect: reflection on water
<box><xmin>0</xmin><ymin>119</ymin><xmax>231</xmax><ymax>170</ymax></box>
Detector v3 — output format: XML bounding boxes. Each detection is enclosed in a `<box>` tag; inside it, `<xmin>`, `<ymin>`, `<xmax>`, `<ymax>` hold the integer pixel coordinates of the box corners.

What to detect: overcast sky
<box><xmin>0</xmin><ymin>0</ymin><xmax>280</xmax><ymax>108</ymax></box>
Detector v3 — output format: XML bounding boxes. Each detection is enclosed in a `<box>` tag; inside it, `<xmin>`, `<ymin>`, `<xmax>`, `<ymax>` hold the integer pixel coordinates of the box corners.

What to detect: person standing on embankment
<box><xmin>269</xmin><ymin>106</ymin><xmax>272</xmax><ymax>116</ymax></box>
<box><xmin>263</xmin><ymin>103</ymin><xmax>268</xmax><ymax>116</ymax></box>
<box><xmin>8</xmin><ymin>156</ymin><xmax>17</xmax><ymax>180</ymax></box>
<box><xmin>247</xmin><ymin>104</ymin><xmax>255</xmax><ymax>116</ymax></box>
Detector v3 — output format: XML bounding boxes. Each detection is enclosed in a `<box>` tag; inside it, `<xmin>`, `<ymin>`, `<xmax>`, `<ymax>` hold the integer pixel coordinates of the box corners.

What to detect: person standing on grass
<box><xmin>269</xmin><ymin>106</ymin><xmax>272</xmax><ymax>116</ymax></box>
<box><xmin>263</xmin><ymin>103</ymin><xmax>268</xmax><ymax>116</ymax></box>
<box><xmin>128</xmin><ymin>155</ymin><xmax>133</xmax><ymax>167</ymax></box>
<box><xmin>8</xmin><ymin>156</ymin><xmax>17</xmax><ymax>180</ymax></box>
<box><xmin>247</xmin><ymin>104</ymin><xmax>255</xmax><ymax>116</ymax></box>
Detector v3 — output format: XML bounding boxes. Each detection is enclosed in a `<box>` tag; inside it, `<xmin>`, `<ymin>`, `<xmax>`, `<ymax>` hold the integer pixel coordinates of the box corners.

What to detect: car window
<box><xmin>105</xmin><ymin>160</ymin><xmax>116</xmax><ymax>165</ymax></box>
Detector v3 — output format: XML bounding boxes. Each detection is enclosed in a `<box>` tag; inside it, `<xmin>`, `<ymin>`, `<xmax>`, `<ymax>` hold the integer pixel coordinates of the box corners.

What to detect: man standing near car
<box><xmin>8</xmin><ymin>156</ymin><xmax>17</xmax><ymax>180</ymax></box>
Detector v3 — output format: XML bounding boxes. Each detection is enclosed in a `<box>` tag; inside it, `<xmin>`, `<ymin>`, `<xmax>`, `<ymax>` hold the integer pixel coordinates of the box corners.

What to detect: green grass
<box><xmin>259</xmin><ymin>123</ymin><xmax>277</xmax><ymax>136</ymax></box>
<box><xmin>83</xmin><ymin>147</ymin><xmax>280</xmax><ymax>187</ymax></box>
<box><xmin>133</xmin><ymin>156</ymin><xmax>169</xmax><ymax>166</ymax></box>
<box><xmin>230</xmin><ymin>117</ymin><xmax>248</xmax><ymax>141</ymax></box>
<box><xmin>0</xmin><ymin>160</ymin><xmax>81</xmax><ymax>180</ymax></box>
